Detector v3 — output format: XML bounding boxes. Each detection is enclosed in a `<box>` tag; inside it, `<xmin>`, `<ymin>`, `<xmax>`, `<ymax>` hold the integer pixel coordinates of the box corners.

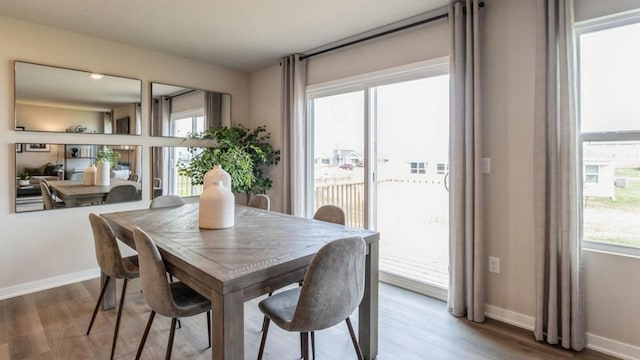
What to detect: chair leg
<box><xmin>109</xmin><ymin>278</ymin><xmax>129</xmax><ymax>360</ymax></box>
<box><xmin>345</xmin><ymin>317</ymin><xmax>364</xmax><ymax>360</ymax></box>
<box><xmin>136</xmin><ymin>311</ymin><xmax>156</xmax><ymax>360</ymax></box>
<box><xmin>86</xmin><ymin>275</ymin><xmax>111</xmax><ymax>335</ymax></box>
<box><xmin>301</xmin><ymin>332</ymin><xmax>309</xmax><ymax>360</ymax></box>
<box><xmin>311</xmin><ymin>331</ymin><xmax>316</xmax><ymax>359</ymax></box>
<box><xmin>257</xmin><ymin>317</ymin><xmax>270</xmax><ymax>360</ymax></box>
<box><xmin>260</xmin><ymin>291</ymin><xmax>274</xmax><ymax>332</ymax></box>
<box><xmin>206</xmin><ymin>311</ymin><xmax>211</xmax><ymax>348</ymax></box>
<box><xmin>166</xmin><ymin>318</ymin><xmax>178</xmax><ymax>360</ymax></box>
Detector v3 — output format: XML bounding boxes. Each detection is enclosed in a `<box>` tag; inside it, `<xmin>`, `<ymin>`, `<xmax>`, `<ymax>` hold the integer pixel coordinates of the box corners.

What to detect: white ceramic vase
<box><xmin>95</xmin><ymin>162</ymin><xmax>110</xmax><ymax>186</ymax></box>
<box><xmin>203</xmin><ymin>165</ymin><xmax>231</xmax><ymax>192</ymax></box>
<box><xmin>83</xmin><ymin>164</ymin><xmax>96</xmax><ymax>185</ymax></box>
<box><xmin>199</xmin><ymin>181</ymin><xmax>234</xmax><ymax>229</ymax></box>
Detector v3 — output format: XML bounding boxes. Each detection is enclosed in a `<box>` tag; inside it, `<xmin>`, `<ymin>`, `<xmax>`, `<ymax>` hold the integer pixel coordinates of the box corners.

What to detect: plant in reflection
<box><xmin>178</xmin><ymin>125</ymin><xmax>280</xmax><ymax>198</ymax></box>
<box><xmin>95</xmin><ymin>147</ymin><xmax>119</xmax><ymax>168</ymax></box>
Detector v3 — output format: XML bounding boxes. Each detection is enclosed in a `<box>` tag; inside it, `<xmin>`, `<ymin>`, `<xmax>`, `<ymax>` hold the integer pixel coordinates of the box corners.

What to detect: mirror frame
<box><xmin>150</xmin><ymin>82</ymin><xmax>231</xmax><ymax>137</ymax></box>
<box><xmin>14</xmin><ymin>61</ymin><xmax>142</xmax><ymax>135</ymax></box>
<box><xmin>15</xmin><ymin>143</ymin><xmax>143</xmax><ymax>213</ymax></box>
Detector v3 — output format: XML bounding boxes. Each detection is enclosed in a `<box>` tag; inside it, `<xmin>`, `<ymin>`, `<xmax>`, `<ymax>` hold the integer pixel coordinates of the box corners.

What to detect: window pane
<box><xmin>579</xmin><ymin>22</ymin><xmax>640</xmax><ymax>132</ymax></box>
<box><xmin>583</xmin><ymin>141</ymin><xmax>640</xmax><ymax>248</ymax></box>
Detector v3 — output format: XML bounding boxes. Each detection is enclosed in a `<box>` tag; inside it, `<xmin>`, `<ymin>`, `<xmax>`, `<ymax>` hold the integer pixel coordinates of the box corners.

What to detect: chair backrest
<box><xmin>88</xmin><ymin>213</ymin><xmax>131</xmax><ymax>279</ymax></box>
<box><xmin>247</xmin><ymin>194</ymin><xmax>270</xmax><ymax>211</ymax></box>
<box><xmin>104</xmin><ymin>184</ymin><xmax>137</xmax><ymax>204</ymax></box>
<box><xmin>150</xmin><ymin>195</ymin><xmax>185</xmax><ymax>209</ymax></box>
<box><xmin>39</xmin><ymin>181</ymin><xmax>55</xmax><ymax>210</ymax></box>
<box><xmin>153</xmin><ymin>177</ymin><xmax>162</xmax><ymax>188</ymax></box>
<box><xmin>129</xmin><ymin>174</ymin><xmax>139</xmax><ymax>182</ymax></box>
<box><xmin>133</xmin><ymin>227</ymin><xmax>180</xmax><ymax>317</ymax></box>
<box><xmin>313</xmin><ymin>205</ymin><xmax>346</xmax><ymax>225</ymax></box>
<box><xmin>291</xmin><ymin>237</ymin><xmax>366</xmax><ymax>331</ymax></box>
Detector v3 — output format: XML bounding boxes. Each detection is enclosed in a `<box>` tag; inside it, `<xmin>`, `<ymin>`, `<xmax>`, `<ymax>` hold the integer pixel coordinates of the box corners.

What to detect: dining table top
<box><xmin>102</xmin><ymin>202</ymin><xmax>379</xmax><ymax>297</ymax></box>
<box><xmin>48</xmin><ymin>178</ymin><xmax>140</xmax><ymax>197</ymax></box>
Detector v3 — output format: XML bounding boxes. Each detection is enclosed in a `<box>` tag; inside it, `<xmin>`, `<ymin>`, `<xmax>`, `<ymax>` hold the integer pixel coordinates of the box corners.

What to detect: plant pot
<box><xmin>96</xmin><ymin>162</ymin><xmax>110</xmax><ymax>186</ymax></box>
<box><xmin>18</xmin><ymin>179</ymin><xmax>30</xmax><ymax>187</ymax></box>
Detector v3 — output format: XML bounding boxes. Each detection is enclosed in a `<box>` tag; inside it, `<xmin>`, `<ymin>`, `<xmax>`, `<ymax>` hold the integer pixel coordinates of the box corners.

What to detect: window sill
<box><xmin>583</xmin><ymin>240</ymin><xmax>640</xmax><ymax>259</ymax></box>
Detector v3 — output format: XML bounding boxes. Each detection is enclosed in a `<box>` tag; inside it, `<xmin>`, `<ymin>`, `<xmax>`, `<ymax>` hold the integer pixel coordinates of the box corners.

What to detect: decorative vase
<box><xmin>83</xmin><ymin>164</ymin><xmax>96</xmax><ymax>185</ymax></box>
<box><xmin>199</xmin><ymin>181</ymin><xmax>234</xmax><ymax>229</ymax></box>
<box><xmin>203</xmin><ymin>165</ymin><xmax>231</xmax><ymax>192</ymax></box>
<box><xmin>96</xmin><ymin>162</ymin><xmax>110</xmax><ymax>186</ymax></box>
<box><xmin>18</xmin><ymin>179</ymin><xmax>29</xmax><ymax>187</ymax></box>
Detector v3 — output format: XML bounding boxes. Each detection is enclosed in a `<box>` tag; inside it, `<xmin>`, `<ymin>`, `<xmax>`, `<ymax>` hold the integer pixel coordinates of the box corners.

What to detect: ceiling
<box><xmin>0</xmin><ymin>0</ymin><xmax>449</xmax><ymax>72</ymax></box>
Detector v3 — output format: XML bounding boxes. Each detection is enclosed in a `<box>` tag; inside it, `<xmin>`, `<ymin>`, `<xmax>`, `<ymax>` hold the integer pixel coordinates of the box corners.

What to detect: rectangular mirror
<box><xmin>151</xmin><ymin>146</ymin><xmax>202</xmax><ymax>199</ymax></box>
<box><xmin>16</xmin><ymin>143</ymin><xmax>143</xmax><ymax>212</ymax></box>
<box><xmin>15</xmin><ymin>61</ymin><xmax>142</xmax><ymax>135</ymax></box>
<box><xmin>150</xmin><ymin>83</ymin><xmax>231</xmax><ymax>137</ymax></box>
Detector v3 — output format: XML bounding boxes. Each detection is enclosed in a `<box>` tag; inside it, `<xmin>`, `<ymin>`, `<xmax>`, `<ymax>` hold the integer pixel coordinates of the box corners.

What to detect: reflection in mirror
<box><xmin>150</xmin><ymin>83</ymin><xmax>231</xmax><ymax>137</ymax></box>
<box><xmin>15</xmin><ymin>143</ymin><xmax>143</xmax><ymax>213</ymax></box>
<box><xmin>151</xmin><ymin>146</ymin><xmax>202</xmax><ymax>199</ymax></box>
<box><xmin>15</xmin><ymin>61</ymin><xmax>142</xmax><ymax>135</ymax></box>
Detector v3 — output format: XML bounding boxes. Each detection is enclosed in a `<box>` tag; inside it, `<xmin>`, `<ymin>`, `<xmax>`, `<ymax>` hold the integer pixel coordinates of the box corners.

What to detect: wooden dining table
<box><xmin>101</xmin><ymin>203</ymin><xmax>380</xmax><ymax>360</ymax></box>
<box><xmin>48</xmin><ymin>178</ymin><xmax>140</xmax><ymax>206</ymax></box>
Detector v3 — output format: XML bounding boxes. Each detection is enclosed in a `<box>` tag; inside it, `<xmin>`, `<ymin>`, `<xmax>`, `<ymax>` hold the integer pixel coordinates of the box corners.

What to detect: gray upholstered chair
<box><xmin>313</xmin><ymin>204</ymin><xmax>346</xmax><ymax>225</ymax></box>
<box><xmin>149</xmin><ymin>195</ymin><xmax>185</xmax><ymax>209</ymax></box>
<box><xmin>39</xmin><ymin>181</ymin><xmax>63</xmax><ymax>209</ymax></box>
<box><xmin>87</xmin><ymin>213</ymin><xmax>139</xmax><ymax>360</ymax></box>
<box><xmin>104</xmin><ymin>184</ymin><xmax>137</xmax><ymax>204</ymax></box>
<box><xmin>133</xmin><ymin>227</ymin><xmax>211</xmax><ymax>360</ymax></box>
<box><xmin>257</xmin><ymin>236</ymin><xmax>366</xmax><ymax>360</ymax></box>
<box><xmin>248</xmin><ymin>194</ymin><xmax>270</xmax><ymax>211</ymax></box>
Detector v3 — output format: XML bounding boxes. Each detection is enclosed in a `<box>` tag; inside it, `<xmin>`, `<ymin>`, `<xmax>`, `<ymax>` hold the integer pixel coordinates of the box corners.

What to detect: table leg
<box><xmin>360</xmin><ymin>241</ymin><xmax>379</xmax><ymax>359</ymax></box>
<box><xmin>101</xmin><ymin>271</ymin><xmax>116</xmax><ymax>310</ymax></box>
<box><xmin>211</xmin><ymin>290</ymin><xmax>244</xmax><ymax>360</ymax></box>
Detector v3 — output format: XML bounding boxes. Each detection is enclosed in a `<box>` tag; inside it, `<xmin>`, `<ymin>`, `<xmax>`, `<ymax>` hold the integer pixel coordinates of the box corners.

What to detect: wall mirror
<box><xmin>15</xmin><ymin>143</ymin><xmax>143</xmax><ymax>213</ymax></box>
<box><xmin>15</xmin><ymin>61</ymin><xmax>142</xmax><ymax>135</ymax></box>
<box><xmin>151</xmin><ymin>146</ymin><xmax>202</xmax><ymax>199</ymax></box>
<box><xmin>150</xmin><ymin>83</ymin><xmax>231</xmax><ymax>137</ymax></box>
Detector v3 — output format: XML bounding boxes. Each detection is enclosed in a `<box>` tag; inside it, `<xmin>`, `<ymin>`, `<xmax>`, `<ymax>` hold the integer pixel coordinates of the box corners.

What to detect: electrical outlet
<box><xmin>481</xmin><ymin>157</ymin><xmax>491</xmax><ymax>174</ymax></box>
<box><xmin>488</xmin><ymin>256</ymin><xmax>500</xmax><ymax>274</ymax></box>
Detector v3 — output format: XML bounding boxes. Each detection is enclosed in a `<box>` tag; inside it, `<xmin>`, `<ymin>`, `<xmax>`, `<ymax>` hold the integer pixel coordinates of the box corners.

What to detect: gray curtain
<box><xmin>447</xmin><ymin>0</ymin><xmax>485</xmax><ymax>323</ymax></box>
<box><xmin>281</xmin><ymin>54</ymin><xmax>307</xmax><ymax>216</ymax></box>
<box><xmin>533</xmin><ymin>0</ymin><xmax>586</xmax><ymax>350</ymax></box>
<box><xmin>152</xmin><ymin>96</ymin><xmax>171</xmax><ymax>136</ymax></box>
<box><xmin>205</xmin><ymin>91</ymin><xmax>223</xmax><ymax>129</ymax></box>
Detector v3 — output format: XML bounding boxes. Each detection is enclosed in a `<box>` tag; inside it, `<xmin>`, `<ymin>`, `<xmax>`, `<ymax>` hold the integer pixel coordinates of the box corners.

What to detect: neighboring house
<box><xmin>583</xmin><ymin>148</ymin><xmax>615</xmax><ymax>199</ymax></box>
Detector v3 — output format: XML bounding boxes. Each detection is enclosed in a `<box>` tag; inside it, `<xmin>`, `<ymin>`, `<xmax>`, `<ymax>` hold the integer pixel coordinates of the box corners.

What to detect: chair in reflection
<box><xmin>248</xmin><ymin>194</ymin><xmax>270</xmax><ymax>211</ymax></box>
<box><xmin>104</xmin><ymin>184</ymin><xmax>138</xmax><ymax>204</ymax></box>
<box><xmin>149</xmin><ymin>195</ymin><xmax>185</xmax><ymax>209</ymax></box>
<box><xmin>257</xmin><ymin>237</ymin><xmax>366</xmax><ymax>360</ymax></box>
<box><xmin>39</xmin><ymin>181</ymin><xmax>64</xmax><ymax>209</ymax></box>
<box><xmin>69</xmin><ymin>172</ymin><xmax>83</xmax><ymax>181</ymax></box>
<box><xmin>128</xmin><ymin>173</ymin><xmax>139</xmax><ymax>182</ymax></box>
<box><xmin>87</xmin><ymin>213</ymin><xmax>139</xmax><ymax>360</ymax></box>
<box><xmin>313</xmin><ymin>205</ymin><xmax>346</xmax><ymax>225</ymax></box>
<box><xmin>132</xmin><ymin>228</ymin><xmax>211</xmax><ymax>360</ymax></box>
<box><xmin>153</xmin><ymin>177</ymin><xmax>162</xmax><ymax>198</ymax></box>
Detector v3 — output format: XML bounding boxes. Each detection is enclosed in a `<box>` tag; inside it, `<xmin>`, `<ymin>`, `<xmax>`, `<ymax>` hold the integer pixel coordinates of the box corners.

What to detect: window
<box><xmin>437</xmin><ymin>162</ymin><xmax>448</xmax><ymax>175</ymax></box>
<box><xmin>584</xmin><ymin>164</ymin><xmax>599</xmax><ymax>183</ymax></box>
<box><xmin>577</xmin><ymin>11</ymin><xmax>640</xmax><ymax>254</ymax></box>
<box><xmin>410</xmin><ymin>162</ymin><xmax>426</xmax><ymax>174</ymax></box>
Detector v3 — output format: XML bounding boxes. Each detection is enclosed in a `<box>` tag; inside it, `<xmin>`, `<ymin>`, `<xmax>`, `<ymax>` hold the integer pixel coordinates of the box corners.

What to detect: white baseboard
<box><xmin>484</xmin><ymin>303</ymin><xmax>535</xmax><ymax>331</ymax></box>
<box><xmin>485</xmin><ymin>304</ymin><xmax>640</xmax><ymax>360</ymax></box>
<box><xmin>0</xmin><ymin>268</ymin><xmax>100</xmax><ymax>301</ymax></box>
<box><xmin>586</xmin><ymin>333</ymin><xmax>640</xmax><ymax>360</ymax></box>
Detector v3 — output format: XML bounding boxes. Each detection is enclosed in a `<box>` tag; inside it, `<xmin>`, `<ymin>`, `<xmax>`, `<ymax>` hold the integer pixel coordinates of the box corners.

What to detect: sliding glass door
<box><xmin>308</xmin><ymin>60</ymin><xmax>450</xmax><ymax>296</ymax></box>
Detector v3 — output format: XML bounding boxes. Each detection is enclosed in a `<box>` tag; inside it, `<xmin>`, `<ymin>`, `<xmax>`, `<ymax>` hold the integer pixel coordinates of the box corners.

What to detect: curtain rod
<box><xmin>299</xmin><ymin>2</ymin><xmax>484</xmax><ymax>61</ymax></box>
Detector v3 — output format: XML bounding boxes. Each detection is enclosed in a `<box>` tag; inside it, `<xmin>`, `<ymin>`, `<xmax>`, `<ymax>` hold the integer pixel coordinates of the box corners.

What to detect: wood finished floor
<box><xmin>0</xmin><ymin>279</ymin><xmax>619</xmax><ymax>360</ymax></box>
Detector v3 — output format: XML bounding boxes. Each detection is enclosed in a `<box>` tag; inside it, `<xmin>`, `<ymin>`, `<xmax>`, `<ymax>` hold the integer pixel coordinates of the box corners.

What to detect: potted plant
<box><xmin>17</xmin><ymin>172</ymin><xmax>30</xmax><ymax>187</ymax></box>
<box><xmin>95</xmin><ymin>147</ymin><xmax>118</xmax><ymax>186</ymax></box>
<box><xmin>178</xmin><ymin>124</ymin><xmax>280</xmax><ymax>202</ymax></box>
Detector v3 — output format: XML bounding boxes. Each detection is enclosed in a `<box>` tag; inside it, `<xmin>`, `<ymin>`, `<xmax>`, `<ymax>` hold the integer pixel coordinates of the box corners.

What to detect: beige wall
<box><xmin>0</xmin><ymin>16</ymin><xmax>250</xmax><ymax>294</ymax></box>
<box><xmin>248</xmin><ymin>0</ymin><xmax>640</xmax><ymax>355</ymax></box>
